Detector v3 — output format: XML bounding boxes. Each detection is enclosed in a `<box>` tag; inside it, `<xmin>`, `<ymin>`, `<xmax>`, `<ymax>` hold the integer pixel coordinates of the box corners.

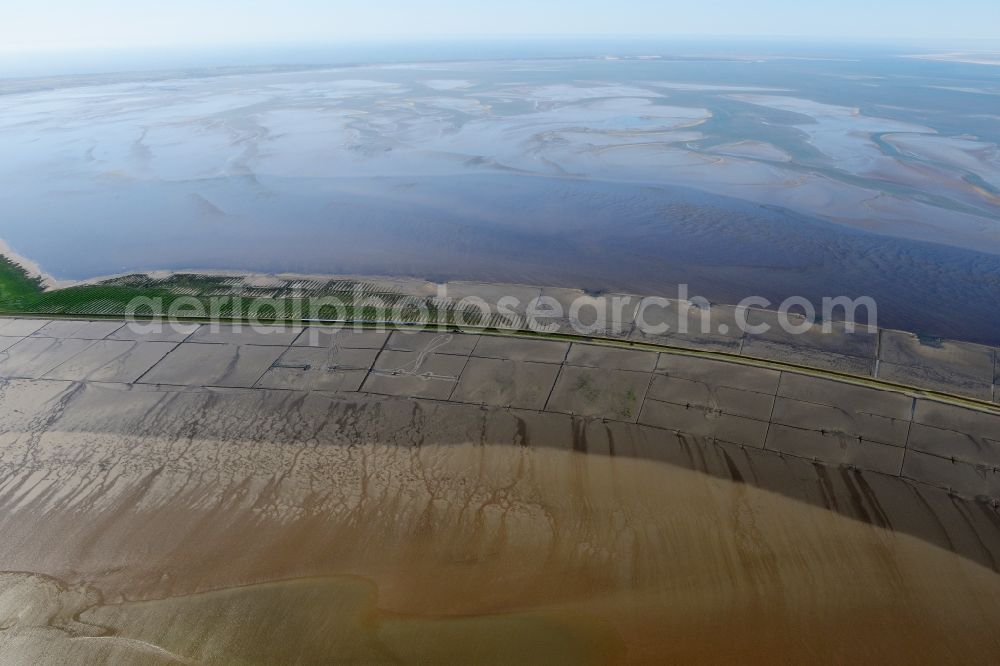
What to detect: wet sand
<box><xmin>0</xmin><ymin>382</ymin><xmax>999</xmax><ymax>663</ymax></box>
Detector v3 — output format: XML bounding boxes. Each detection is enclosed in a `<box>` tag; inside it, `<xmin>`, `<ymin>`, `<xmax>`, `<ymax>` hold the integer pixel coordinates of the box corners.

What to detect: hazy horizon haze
<box><xmin>3</xmin><ymin>1</ymin><xmax>1000</xmax><ymax>52</ymax></box>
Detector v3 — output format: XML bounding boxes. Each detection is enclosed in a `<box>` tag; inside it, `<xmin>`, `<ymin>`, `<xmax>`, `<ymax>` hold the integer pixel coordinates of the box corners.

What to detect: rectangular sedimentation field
<box><xmin>0</xmin><ymin>317</ymin><xmax>997</xmax><ymax>500</ymax></box>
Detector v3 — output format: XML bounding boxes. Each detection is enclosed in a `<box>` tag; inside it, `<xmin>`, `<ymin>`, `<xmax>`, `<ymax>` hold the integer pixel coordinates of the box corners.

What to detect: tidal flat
<box><xmin>2</xmin><ymin>46</ymin><xmax>1000</xmax><ymax>662</ymax></box>
<box><xmin>2</xmin><ymin>52</ymin><xmax>1000</xmax><ymax>342</ymax></box>
<box><xmin>0</xmin><ymin>378</ymin><xmax>999</xmax><ymax>664</ymax></box>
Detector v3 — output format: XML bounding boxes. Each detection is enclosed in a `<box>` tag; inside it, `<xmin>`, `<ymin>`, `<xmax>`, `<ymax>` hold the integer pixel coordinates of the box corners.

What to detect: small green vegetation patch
<box><xmin>0</xmin><ymin>261</ymin><xmax>493</xmax><ymax>328</ymax></box>
<box><xmin>0</xmin><ymin>256</ymin><xmax>44</xmax><ymax>302</ymax></box>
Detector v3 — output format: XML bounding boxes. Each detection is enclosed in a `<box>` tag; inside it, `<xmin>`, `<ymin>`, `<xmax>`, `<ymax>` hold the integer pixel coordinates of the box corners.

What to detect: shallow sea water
<box><xmin>0</xmin><ymin>379</ymin><xmax>998</xmax><ymax>663</ymax></box>
<box><xmin>2</xmin><ymin>435</ymin><xmax>1000</xmax><ymax>664</ymax></box>
<box><xmin>1</xmin><ymin>47</ymin><xmax>999</xmax><ymax>340</ymax></box>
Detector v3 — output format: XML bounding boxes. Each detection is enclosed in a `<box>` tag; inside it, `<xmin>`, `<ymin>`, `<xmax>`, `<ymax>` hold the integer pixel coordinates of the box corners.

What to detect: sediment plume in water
<box><xmin>0</xmin><ymin>382</ymin><xmax>998</xmax><ymax>663</ymax></box>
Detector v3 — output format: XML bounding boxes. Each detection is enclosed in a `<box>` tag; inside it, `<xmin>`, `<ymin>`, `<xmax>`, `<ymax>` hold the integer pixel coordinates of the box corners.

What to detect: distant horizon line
<box><xmin>2</xmin><ymin>34</ymin><xmax>1000</xmax><ymax>54</ymax></box>
<box><xmin>2</xmin><ymin>35</ymin><xmax>997</xmax><ymax>80</ymax></box>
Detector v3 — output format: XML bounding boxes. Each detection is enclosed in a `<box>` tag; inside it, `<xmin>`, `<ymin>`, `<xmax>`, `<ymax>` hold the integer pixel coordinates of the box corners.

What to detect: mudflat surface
<box><xmin>4</xmin><ymin>56</ymin><xmax>1000</xmax><ymax>342</ymax></box>
<box><xmin>0</xmin><ymin>319</ymin><xmax>999</xmax><ymax>662</ymax></box>
<box><xmin>0</xmin><ymin>378</ymin><xmax>999</xmax><ymax>664</ymax></box>
<box><xmin>0</xmin><ymin>318</ymin><xmax>997</xmax><ymax>497</ymax></box>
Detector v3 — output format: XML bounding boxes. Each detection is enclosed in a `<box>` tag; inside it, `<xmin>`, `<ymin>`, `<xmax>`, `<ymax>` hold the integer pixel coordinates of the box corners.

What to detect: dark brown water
<box><xmin>1</xmin><ymin>381</ymin><xmax>999</xmax><ymax>663</ymax></box>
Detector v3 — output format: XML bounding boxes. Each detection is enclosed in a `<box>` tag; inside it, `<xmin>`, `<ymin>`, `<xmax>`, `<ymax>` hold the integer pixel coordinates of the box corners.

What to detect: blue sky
<box><xmin>3</xmin><ymin>0</ymin><xmax>999</xmax><ymax>50</ymax></box>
